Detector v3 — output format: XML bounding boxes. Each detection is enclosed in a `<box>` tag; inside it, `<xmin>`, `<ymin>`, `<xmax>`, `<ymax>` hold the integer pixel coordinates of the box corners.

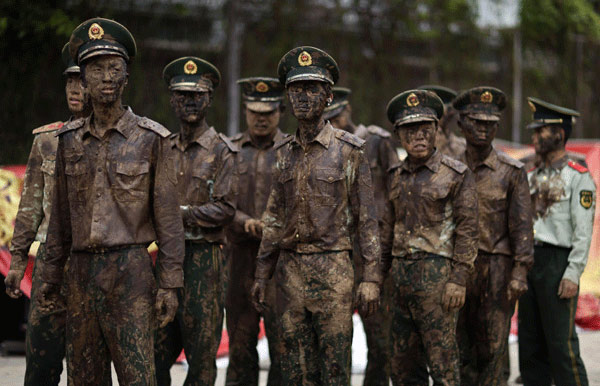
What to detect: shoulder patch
<box><xmin>137</xmin><ymin>117</ymin><xmax>171</xmax><ymax>138</ymax></box>
<box><xmin>32</xmin><ymin>121</ymin><xmax>64</xmax><ymax>135</ymax></box>
<box><xmin>335</xmin><ymin>129</ymin><xmax>365</xmax><ymax>148</ymax></box>
<box><xmin>56</xmin><ymin>118</ymin><xmax>85</xmax><ymax>136</ymax></box>
<box><xmin>568</xmin><ymin>160</ymin><xmax>588</xmax><ymax>173</ymax></box>
<box><xmin>367</xmin><ymin>125</ymin><xmax>391</xmax><ymax>138</ymax></box>
<box><xmin>230</xmin><ymin>132</ymin><xmax>244</xmax><ymax>142</ymax></box>
<box><xmin>497</xmin><ymin>151</ymin><xmax>524</xmax><ymax>169</ymax></box>
<box><xmin>274</xmin><ymin>135</ymin><xmax>294</xmax><ymax>150</ymax></box>
<box><xmin>441</xmin><ymin>155</ymin><xmax>468</xmax><ymax>174</ymax></box>
<box><xmin>218</xmin><ymin>132</ymin><xmax>238</xmax><ymax>152</ymax></box>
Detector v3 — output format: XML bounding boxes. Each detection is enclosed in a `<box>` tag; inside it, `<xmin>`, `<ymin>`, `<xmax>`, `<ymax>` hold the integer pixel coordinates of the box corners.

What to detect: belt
<box><xmin>83</xmin><ymin>243</ymin><xmax>147</xmax><ymax>254</ymax></box>
<box><xmin>534</xmin><ymin>240</ymin><xmax>555</xmax><ymax>248</ymax></box>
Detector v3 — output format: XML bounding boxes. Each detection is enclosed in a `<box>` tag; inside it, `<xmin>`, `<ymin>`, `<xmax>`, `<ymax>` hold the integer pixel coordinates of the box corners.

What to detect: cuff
<box><xmin>157</xmin><ymin>268</ymin><xmax>184</xmax><ymax>289</ymax></box>
<box><xmin>511</xmin><ymin>264</ymin><xmax>528</xmax><ymax>283</ymax></box>
<box><xmin>362</xmin><ymin>260</ymin><xmax>383</xmax><ymax>285</ymax></box>
<box><xmin>39</xmin><ymin>264</ymin><xmax>64</xmax><ymax>285</ymax></box>
<box><xmin>448</xmin><ymin>262</ymin><xmax>470</xmax><ymax>287</ymax></box>
<box><xmin>561</xmin><ymin>268</ymin><xmax>580</xmax><ymax>286</ymax></box>
<box><xmin>8</xmin><ymin>253</ymin><xmax>28</xmax><ymax>272</ymax></box>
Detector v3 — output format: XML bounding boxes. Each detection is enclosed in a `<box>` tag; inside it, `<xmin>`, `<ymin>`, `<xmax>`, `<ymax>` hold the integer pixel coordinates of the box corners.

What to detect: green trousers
<box><xmin>154</xmin><ymin>241</ymin><xmax>224</xmax><ymax>386</ymax></box>
<box><xmin>518</xmin><ymin>244</ymin><xmax>588</xmax><ymax>386</ymax></box>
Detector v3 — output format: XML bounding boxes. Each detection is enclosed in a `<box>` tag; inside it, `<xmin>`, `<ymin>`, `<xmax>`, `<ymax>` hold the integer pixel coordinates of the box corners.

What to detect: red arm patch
<box><xmin>568</xmin><ymin>161</ymin><xmax>588</xmax><ymax>173</ymax></box>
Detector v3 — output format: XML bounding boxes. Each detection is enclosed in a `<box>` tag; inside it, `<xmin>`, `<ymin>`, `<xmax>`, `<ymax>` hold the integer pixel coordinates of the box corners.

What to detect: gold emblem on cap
<box><xmin>88</xmin><ymin>23</ymin><xmax>104</xmax><ymax>40</ymax></box>
<box><xmin>406</xmin><ymin>93</ymin><xmax>420</xmax><ymax>107</ymax></box>
<box><xmin>481</xmin><ymin>91</ymin><xmax>493</xmax><ymax>103</ymax></box>
<box><xmin>298</xmin><ymin>51</ymin><xmax>312</xmax><ymax>66</ymax></box>
<box><xmin>528</xmin><ymin>100</ymin><xmax>536</xmax><ymax>112</ymax></box>
<box><xmin>256</xmin><ymin>82</ymin><xmax>269</xmax><ymax>93</ymax></box>
<box><xmin>184</xmin><ymin>60</ymin><xmax>198</xmax><ymax>75</ymax></box>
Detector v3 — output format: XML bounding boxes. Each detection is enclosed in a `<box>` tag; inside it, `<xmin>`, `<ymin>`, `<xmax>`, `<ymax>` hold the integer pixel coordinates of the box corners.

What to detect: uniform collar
<box><xmin>171</xmin><ymin>126</ymin><xmax>217</xmax><ymax>151</ymax></box>
<box><xmin>468</xmin><ymin>147</ymin><xmax>498</xmax><ymax>170</ymax></box>
<box><xmin>291</xmin><ymin>122</ymin><xmax>335</xmax><ymax>149</ymax></box>
<box><xmin>401</xmin><ymin>149</ymin><xmax>441</xmax><ymax>173</ymax></box>
<box><xmin>537</xmin><ymin>154</ymin><xmax>568</xmax><ymax>173</ymax></box>
<box><xmin>239</xmin><ymin>128</ymin><xmax>284</xmax><ymax>148</ymax></box>
<box><xmin>82</xmin><ymin>108</ymin><xmax>136</xmax><ymax>139</ymax></box>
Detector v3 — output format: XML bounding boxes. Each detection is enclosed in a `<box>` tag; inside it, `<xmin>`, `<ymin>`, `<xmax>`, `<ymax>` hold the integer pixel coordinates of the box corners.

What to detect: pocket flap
<box><xmin>65</xmin><ymin>161</ymin><xmax>86</xmax><ymax>176</ymax></box>
<box><xmin>116</xmin><ymin>161</ymin><xmax>150</xmax><ymax>176</ymax></box>
<box><xmin>40</xmin><ymin>159</ymin><xmax>55</xmax><ymax>175</ymax></box>
<box><xmin>315</xmin><ymin>168</ymin><xmax>344</xmax><ymax>183</ymax></box>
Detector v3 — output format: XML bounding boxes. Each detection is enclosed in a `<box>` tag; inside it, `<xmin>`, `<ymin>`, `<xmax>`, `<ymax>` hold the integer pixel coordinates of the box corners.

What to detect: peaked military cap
<box><xmin>418</xmin><ymin>85</ymin><xmax>457</xmax><ymax>105</ymax></box>
<box><xmin>277</xmin><ymin>46</ymin><xmax>339</xmax><ymax>86</ymax></box>
<box><xmin>163</xmin><ymin>57</ymin><xmax>221</xmax><ymax>92</ymax></box>
<box><xmin>62</xmin><ymin>43</ymin><xmax>80</xmax><ymax>75</ymax></box>
<box><xmin>323</xmin><ymin>87</ymin><xmax>351</xmax><ymax>120</ymax></box>
<box><xmin>453</xmin><ymin>86</ymin><xmax>506</xmax><ymax>122</ymax></box>
<box><xmin>237</xmin><ymin>77</ymin><xmax>284</xmax><ymax>113</ymax></box>
<box><xmin>387</xmin><ymin>89</ymin><xmax>444</xmax><ymax>126</ymax></box>
<box><xmin>69</xmin><ymin>18</ymin><xmax>136</xmax><ymax>65</ymax></box>
<box><xmin>526</xmin><ymin>97</ymin><xmax>579</xmax><ymax>138</ymax></box>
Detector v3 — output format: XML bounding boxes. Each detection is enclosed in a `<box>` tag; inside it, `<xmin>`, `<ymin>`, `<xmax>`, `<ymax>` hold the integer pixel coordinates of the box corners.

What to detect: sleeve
<box><xmin>563</xmin><ymin>172</ymin><xmax>596</xmax><ymax>284</ymax></box>
<box><xmin>40</xmin><ymin>137</ymin><xmax>72</xmax><ymax>284</ymax></box>
<box><xmin>507</xmin><ymin>167</ymin><xmax>534</xmax><ymax>282</ymax></box>
<box><xmin>449</xmin><ymin>169</ymin><xmax>479</xmax><ymax>286</ymax></box>
<box><xmin>380</xmin><ymin>172</ymin><xmax>396</xmax><ymax>276</ymax></box>
<box><xmin>9</xmin><ymin>136</ymin><xmax>45</xmax><ymax>270</ymax></box>
<box><xmin>152</xmin><ymin>138</ymin><xmax>185</xmax><ymax>288</ymax></box>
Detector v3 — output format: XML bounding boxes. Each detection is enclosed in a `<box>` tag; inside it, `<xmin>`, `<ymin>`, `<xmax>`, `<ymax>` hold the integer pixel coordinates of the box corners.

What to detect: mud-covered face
<box><xmin>170</xmin><ymin>90</ymin><xmax>211</xmax><ymax>124</ymax></box>
<box><xmin>397</xmin><ymin>121</ymin><xmax>437</xmax><ymax>160</ymax></box>
<box><xmin>286</xmin><ymin>80</ymin><xmax>330</xmax><ymax>121</ymax></box>
<box><xmin>533</xmin><ymin>125</ymin><xmax>564</xmax><ymax>155</ymax></box>
<box><xmin>245</xmin><ymin>107</ymin><xmax>281</xmax><ymax>138</ymax></box>
<box><xmin>329</xmin><ymin>106</ymin><xmax>352</xmax><ymax>132</ymax></box>
<box><xmin>459</xmin><ymin>115</ymin><xmax>498</xmax><ymax>147</ymax></box>
<box><xmin>65</xmin><ymin>74</ymin><xmax>88</xmax><ymax>114</ymax></box>
<box><xmin>83</xmin><ymin>56</ymin><xmax>128</xmax><ymax>104</ymax></box>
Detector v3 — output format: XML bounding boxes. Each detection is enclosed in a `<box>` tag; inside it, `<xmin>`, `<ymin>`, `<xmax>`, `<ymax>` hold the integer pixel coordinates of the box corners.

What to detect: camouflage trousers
<box><xmin>225</xmin><ymin>241</ymin><xmax>281</xmax><ymax>386</ymax></box>
<box><xmin>457</xmin><ymin>252</ymin><xmax>514</xmax><ymax>386</ymax></box>
<box><xmin>390</xmin><ymin>255</ymin><xmax>460</xmax><ymax>386</ymax></box>
<box><xmin>155</xmin><ymin>241</ymin><xmax>224</xmax><ymax>386</ymax></box>
<box><xmin>277</xmin><ymin>250</ymin><xmax>354</xmax><ymax>386</ymax></box>
<box><xmin>66</xmin><ymin>245</ymin><xmax>157</xmax><ymax>386</ymax></box>
<box><xmin>25</xmin><ymin>243</ymin><xmax>66</xmax><ymax>386</ymax></box>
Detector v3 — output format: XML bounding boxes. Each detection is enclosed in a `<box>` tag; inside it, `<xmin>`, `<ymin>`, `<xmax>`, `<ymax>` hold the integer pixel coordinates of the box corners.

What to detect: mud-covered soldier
<box><xmin>251</xmin><ymin>47</ymin><xmax>381</xmax><ymax>385</ymax></box>
<box><xmin>519</xmin><ymin>98</ymin><xmax>595</xmax><ymax>386</ymax></box>
<box><xmin>225</xmin><ymin>77</ymin><xmax>286</xmax><ymax>386</ymax></box>
<box><xmin>381</xmin><ymin>90</ymin><xmax>478</xmax><ymax>386</ymax></box>
<box><xmin>4</xmin><ymin>43</ymin><xmax>91</xmax><ymax>386</ymax></box>
<box><xmin>38</xmin><ymin>18</ymin><xmax>185</xmax><ymax>385</ymax></box>
<box><xmin>418</xmin><ymin>85</ymin><xmax>465</xmax><ymax>159</ymax></box>
<box><xmin>154</xmin><ymin>57</ymin><xmax>236</xmax><ymax>385</ymax></box>
<box><xmin>453</xmin><ymin>87</ymin><xmax>534</xmax><ymax>386</ymax></box>
<box><xmin>324</xmin><ymin>86</ymin><xmax>398</xmax><ymax>386</ymax></box>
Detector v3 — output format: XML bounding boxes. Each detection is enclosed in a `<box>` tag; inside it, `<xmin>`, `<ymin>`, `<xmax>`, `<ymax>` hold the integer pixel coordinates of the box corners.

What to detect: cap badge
<box><xmin>256</xmin><ymin>81</ymin><xmax>269</xmax><ymax>92</ymax></box>
<box><xmin>406</xmin><ymin>93</ymin><xmax>420</xmax><ymax>107</ymax></box>
<box><xmin>184</xmin><ymin>60</ymin><xmax>198</xmax><ymax>75</ymax></box>
<box><xmin>88</xmin><ymin>23</ymin><xmax>104</xmax><ymax>40</ymax></box>
<box><xmin>528</xmin><ymin>100</ymin><xmax>536</xmax><ymax>112</ymax></box>
<box><xmin>298</xmin><ymin>51</ymin><xmax>312</xmax><ymax>66</ymax></box>
<box><xmin>481</xmin><ymin>91</ymin><xmax>493</xmax><ymax>103</ymax></box>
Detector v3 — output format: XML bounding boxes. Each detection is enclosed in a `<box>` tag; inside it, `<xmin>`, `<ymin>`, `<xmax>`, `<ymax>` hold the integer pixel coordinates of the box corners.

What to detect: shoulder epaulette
<box><xmin>568</xmin><ymin>160</ymin><xmax>588</xmax><ymax>173</ymax></box>
<box><xmin>274</xmin><ymin>135</ymin><xmax>294</xmax><ymax>149</ymax></box>
<box><xmin>335</xmin><ymin>129</ymin><xmax>365</xmax><ymax>148</ymax></box>
<box><xmin>441</xmin><ymin>155</ymin><xmax>468</xmax><ymax>174</ymax></box>
<box><xmin>527</xmin><ymin>166</ymin><xmax>537</xmax><ymax>173</ymax></box>
<box><xmin>32</xmin><ymin>121</ymin><xmax>64</xmax><ymax>135</ymax></box>
<box><xmin>56</xmin><ymin>118</ymin><xmax>85</xmax><ymax>136</ymax></box>
<box><xmin>218</xmin><ymin>132</ymin><xmax>238</xmax><ymax>152</ymax></box>
<box><xmin>387</xmin><ymin>161</ymin><xmax>402</xmax><ymax>172</ymax></box>
<box><xmin>367</xmin><ymin>125</ymin><xmax>391</xmax><ymax>138</ymax></box>
<box><xmin>230</xmin><ymin>132</ymin><xmax>244</xmax><ymax>142</ymax></box>
<box><xmin>137</xmin><ymin>117</ymin><xmax>171</xmax><ymax>138</ymax></box>
<box><xmin>497</xmin><ymin>151</ymin><xmax>524</xmax><ymax>169</ymax></box>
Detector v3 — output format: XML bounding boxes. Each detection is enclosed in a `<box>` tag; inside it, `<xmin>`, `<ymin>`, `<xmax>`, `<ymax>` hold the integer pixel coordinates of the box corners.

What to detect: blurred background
<box><xmin>1</xmin><ymin>0</ymin><xmax>600</xmax><ymax>165</ymax></box>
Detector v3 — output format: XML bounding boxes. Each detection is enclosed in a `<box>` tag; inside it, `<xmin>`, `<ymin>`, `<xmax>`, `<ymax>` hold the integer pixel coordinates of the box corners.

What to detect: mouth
<box><xmin>68</xmin><ymin>98</ymin><xmax>82</xmax><ymax>105</ymax></box>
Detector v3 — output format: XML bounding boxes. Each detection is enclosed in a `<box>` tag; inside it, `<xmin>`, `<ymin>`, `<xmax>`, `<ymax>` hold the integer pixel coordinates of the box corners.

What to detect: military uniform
<box><xmin>519</xmin><ymin>98</ymin><xmax>595</xmax><ymax>386</ymax></box>
<box><xmin>42</xmin><ymin>19</ymin><xmax>185</xmax><ymax>385</ymax></box>
<box><xmin>225</xmin><ymin>77</ymin><xmax>286</xmax><ymax>386</ymax></box>
<box><xmin>154</xmin><ymin>57</ymin><xmax>237</xmax><ymax>386</ymax></box>
<box><xmin>255</xmin><ymin>47</ymin><xmax>381</xmax><ymax>385</ymax></box>
<box><xmin>453</xmin><ymin>87</ymin><xmax>534</xmax><ymax>386</ymax></box>
<box><xmin>382</xmin><ymin>90</ymin><xmax>479</xmax><ymax>386</ymax></box>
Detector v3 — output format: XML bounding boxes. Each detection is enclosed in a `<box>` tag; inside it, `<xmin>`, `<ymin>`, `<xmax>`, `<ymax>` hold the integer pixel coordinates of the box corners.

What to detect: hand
<box><xmin>558</xmin><ymin>278</ymin><xmax>578</xmax><ymax>299</ymax></box>
<box><xmin>507</xmin><ymin>279</ymin><xmax>528</xmax><ymax>302</ymax></box>
<box><xmin>37</xmin><ymin>282</ymin><xmax>61</xmax><ymax>313</ymax></box>
<box><xmin>357</xmin><ymin>281</ymin><xmax>380</xmax><ymax>318</ymax></box>
<box><xmin>251</xmin><ymin>278</ymin><xmax>267</xmax><ymax>312</ymax></box>
<box><xmin>155</xmin><ymin>288</ymin><xmax>178</xmax><ymax>328</ymax></box>
<box><xmin>4</xmin><ymin>269</ymin><xmax>26</xmax><ymax>299</ymax></box>
<box><xmin>244</xmin><ymin>219</ymin><xmax>264</xmax><ymax>238</ymax></box>
<box><xmin>442</xmin><ymin>282</ymin><xmax>466</xmax><ymax>312</ymax></box>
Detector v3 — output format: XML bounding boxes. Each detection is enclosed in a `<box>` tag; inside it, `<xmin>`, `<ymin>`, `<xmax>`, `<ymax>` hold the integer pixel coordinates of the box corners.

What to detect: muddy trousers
<box><xmin>225</xmin><ymin>241</ymin><xmax>281</xmax><ymax>386</ymax></box>
<box><xmin>277</xmin><ymin>250</ymin><xmax>354</xmax><ymax>386</ymax></box>
<box><xmin>518</xmin><ymin>245</ymin><xmax>588</xmax><ymax>386</ymax></box>
<box><xmin>155</xmin><ymin>241</ymin><xmax>224</xmax><ymax>386</ymax></box>
<box><xmin>389</xmin><ymin>255</ymin><xmax>460</xmax><ymax>386</ymax></box>
<box><xmin>25</xmin><ymin>244</ymin><xmax>66</xmax><ymax>386</ymax></box>
<box><xmin>66</xmin><ymin>246</ymin><xmax>157</xmax><ymax>386</ymax></box>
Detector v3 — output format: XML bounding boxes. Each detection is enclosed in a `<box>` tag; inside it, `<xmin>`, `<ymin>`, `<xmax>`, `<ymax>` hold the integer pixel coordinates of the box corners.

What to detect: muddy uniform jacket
<box><xmin>381</xmin><ymin>150</ymin><xmax>478</xmax><ymax>286</ymax></box>
<box><xmin>168</xmin><ymin>127</ymin><xmax>237</xmax><ymax>243</ymax></box>
<box><xmin>256</xmin><ymin>123</ymin><xmax>381</xmax><ymax>283</ymax></box>
<box><xmin>42</xmin><ymin>109</ymin><xmax>185</xmax><ymax>288</ymax></box>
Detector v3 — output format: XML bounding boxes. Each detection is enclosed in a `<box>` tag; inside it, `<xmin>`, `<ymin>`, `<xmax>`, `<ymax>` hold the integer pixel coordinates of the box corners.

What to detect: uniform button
<box><xmin>97</xmin><ymin>167</ymin><xmax>102</xmax><ymax>172</ymax></box>
<box><xmin>407</xmin><ymin>230</ymin><xmax>411</xmax><ymax>235</ymax></box>
<box><xmin>96</xmin><ymin>192</ymin><xmax>101</xmax><ymax>197</ymax></box>
<box><xmin>543</xmin><ymin>176</ymin><xmax>547</xmax><ymax>180</ymax></box>
<box><xmin>179</xmin><ymin>172</ymin><xmax>184</xmax><ymax>176</ymax></box>
<box><xmin>328</xmin><ymin>176</ymin><xmax>333</xmax><ymax>181</ymax></box>
<box><xmin>408</xmin><ymin>191</ymin><xmax>411</xmax><ymax>196</ymax></box>
<box><xmin>295</xmin><ymin>233</ymin><xmax>299</xmax><ymax>238</ymax></box>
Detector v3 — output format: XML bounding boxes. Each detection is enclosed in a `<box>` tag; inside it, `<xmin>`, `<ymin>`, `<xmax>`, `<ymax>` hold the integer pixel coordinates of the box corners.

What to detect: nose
<box><xmin>102</xmin><ymin>69</ymin><xmax>111</xmax><ymax>82</ymax></box>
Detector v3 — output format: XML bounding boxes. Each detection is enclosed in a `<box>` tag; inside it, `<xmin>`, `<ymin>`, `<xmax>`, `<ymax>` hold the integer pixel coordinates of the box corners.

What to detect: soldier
<box><xmin>323</xmin><ymin>86</ymin><xmax>398</xmax><ymax>386</ymax></box>
<box><xmin>519</xmin><ymin>97</ymin><xmax>595</xmax><ymax>386</ymax></box>
<box><xmin>381</xmin><ymin>89</ymin><xmax>479</xmax><ymax>386</ymax></box>
<box><xmin>453</xmin><ymin>87</ymin><xmax>534</xmax><ymax>386</ymax></box>
<box><xmin>154</xmin><ymin>56</ymin><xmax>236</xmax><ymax>385</ymax></box>
<box><xmin>225</xmin><ymin>77</ymin><xmax>287</xmax><ymax>386</ymax></box>
<box><xmin>4</xmin><ymin>43</ymin><xmax>91</xmax><ymax>386</ymax></box>
<box><xmin>251</xmin><ymin>46</ymin><xmax>381</xmax><ymax>385</ymax></box>
<box><xmin>38</xmin><ymin>18</ymin><xmax>184</xmax><ymax>385</ymax></box>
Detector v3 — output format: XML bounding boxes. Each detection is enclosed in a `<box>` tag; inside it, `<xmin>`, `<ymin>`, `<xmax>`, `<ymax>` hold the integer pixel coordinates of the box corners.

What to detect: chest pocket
<box><xmin>313</xmin><ymin>167</ymin><xmax>345</xmax><ymax>205</ymax></box>
<box><xmin>64</xmin><ymin>153</ymin><xmax>88</xmax><ymax>200</ymax></box>
<box><xmin>115</xmin><ymin>161</ymin><xmax>150</xmax><ymax>191</ymax></box>
<box><xmin>389</xmin><ymin>187</ymin><xmax>405</xmax><ymax>219</ymax></box>
<box><xmin>420</xmin><ymin>185</ymin><xmax>451</xmax><ymax>222</ymax></box>
<box><xmin>40</xmin><ymin>159</ymin><xmax>55</xmax><ymax>176</ymax></box>
<box><xmin>280</xmin><ymin>169</ymin><xmax>294</xmax><ymax>204</ymax></box>
<box><xmin>192</xmin><ymin>165</ymin><xmax>215</xmax><ymax>203</ymax></box>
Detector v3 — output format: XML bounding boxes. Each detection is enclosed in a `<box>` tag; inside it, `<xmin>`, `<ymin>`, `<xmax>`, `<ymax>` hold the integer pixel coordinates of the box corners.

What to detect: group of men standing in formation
<box><xmin>3</xmin><ymin>17</ymin><xmax>596</xmax><ymax>386</ymax></box>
